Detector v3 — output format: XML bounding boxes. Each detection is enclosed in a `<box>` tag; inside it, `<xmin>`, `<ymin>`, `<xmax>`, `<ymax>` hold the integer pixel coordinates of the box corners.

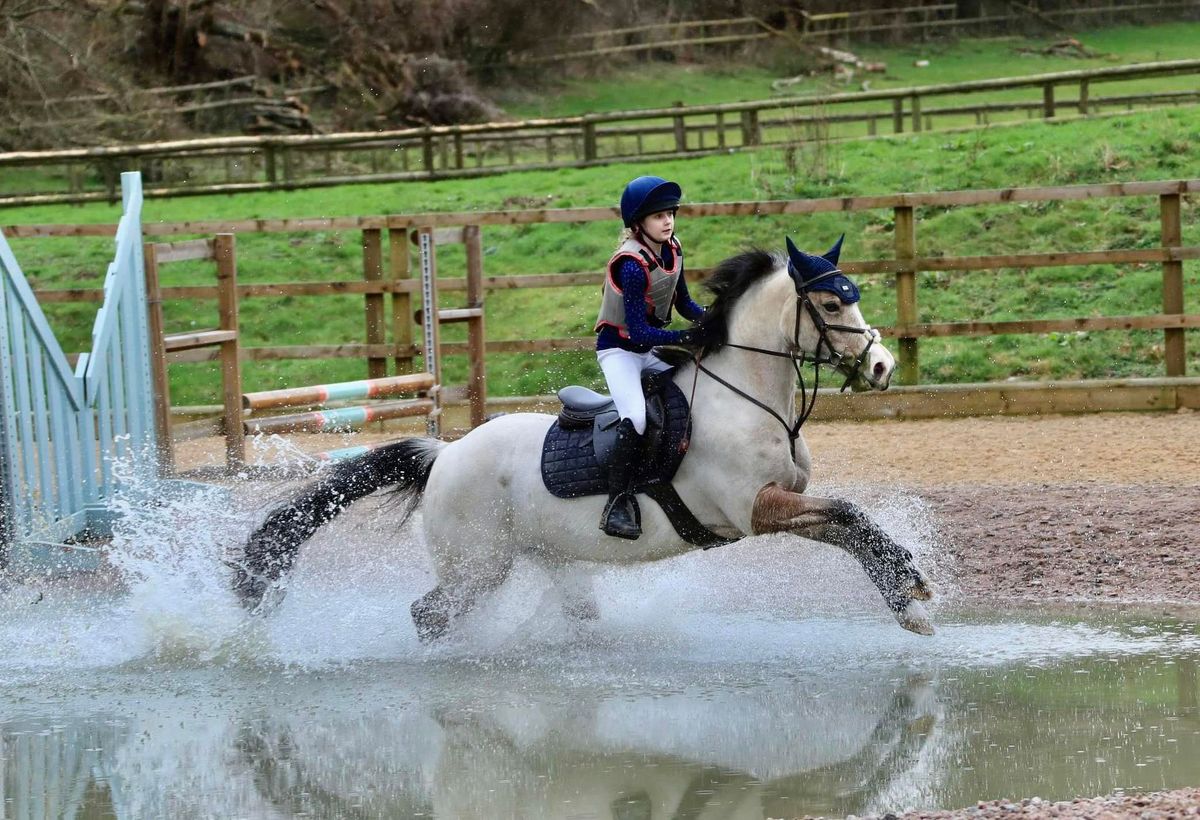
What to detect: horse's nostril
<box><xmin>873</xmin><ymin>362</ymin><xmax>886</xmax><ymax>378</ymax></box>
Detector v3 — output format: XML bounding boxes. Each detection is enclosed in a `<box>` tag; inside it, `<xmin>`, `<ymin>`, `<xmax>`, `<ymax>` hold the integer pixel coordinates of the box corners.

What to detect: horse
<box><xmin>232</xmin><ymin>237</ymin><xmax>935</xmax><ymax>639</ymax></box>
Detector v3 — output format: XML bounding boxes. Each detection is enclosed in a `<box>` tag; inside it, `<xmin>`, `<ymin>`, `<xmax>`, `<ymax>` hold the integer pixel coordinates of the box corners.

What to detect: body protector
<box><xmin>595</xmin><ymin>236</ymin><xmax>684</xmax><ymax>337</ymax></box>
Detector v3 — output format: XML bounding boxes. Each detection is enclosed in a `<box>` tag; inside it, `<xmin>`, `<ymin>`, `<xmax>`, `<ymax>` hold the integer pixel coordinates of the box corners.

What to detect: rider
<box><xmin>594</xmin><ymin>175</ymin><xmax>710</xmax><ymax>540</ymax></box>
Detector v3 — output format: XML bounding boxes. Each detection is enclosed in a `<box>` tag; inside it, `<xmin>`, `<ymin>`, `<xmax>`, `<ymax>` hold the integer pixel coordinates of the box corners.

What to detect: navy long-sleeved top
<box><xmin>596</xmin><ymin>253</ymin><xmax>706</xmax><ymax>353</ymax></box>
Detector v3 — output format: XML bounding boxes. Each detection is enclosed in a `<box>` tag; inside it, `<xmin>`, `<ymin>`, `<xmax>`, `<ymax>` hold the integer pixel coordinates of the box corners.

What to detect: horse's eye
<box><xmin>822</xmin><ymin>302</ymin><xmax>840</xmax><ymax>314</ymax></box>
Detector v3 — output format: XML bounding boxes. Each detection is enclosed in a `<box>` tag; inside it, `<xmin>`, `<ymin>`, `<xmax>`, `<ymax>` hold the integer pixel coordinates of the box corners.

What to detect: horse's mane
<box><xmin>698</xmin><ymin>248</ymin><xmax>780</xmax><ymax>355</ymax></box>
<box><xmin>653</xmin><ymin>248</ymin><xmax>780</xmax><ymax>368</ymax></box>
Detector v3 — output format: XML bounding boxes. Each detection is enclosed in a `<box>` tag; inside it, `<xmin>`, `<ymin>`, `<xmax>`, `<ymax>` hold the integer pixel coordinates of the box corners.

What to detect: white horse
<box><xmin>233</xmin><ymin>238</ymin><xmax>934</xmax><ymax>637</ymax></box>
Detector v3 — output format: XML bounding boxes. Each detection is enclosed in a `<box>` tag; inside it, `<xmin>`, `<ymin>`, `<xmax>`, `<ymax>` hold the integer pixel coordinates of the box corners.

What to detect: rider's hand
<box><xmin>677</xmin><ymin>324</ymin><xmax>715</xmax><ymax>348</ymax></box>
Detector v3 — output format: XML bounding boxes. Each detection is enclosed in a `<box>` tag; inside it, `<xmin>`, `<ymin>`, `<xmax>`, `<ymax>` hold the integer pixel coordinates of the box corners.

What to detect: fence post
<box><xmin>740</xmin><ymin>108</ymin><xmax>760</xmax><ymax>146</ymax></box>
<box><xmin>363</xmin><ymin>228</ymin><xmax>386</xmax><ymax>379</ymax></box>
<box><xmin>464</xmin><ymin>225</ymin><xmax>488</xmax><ymax>428</ymax></box>
<box><xmin>143</xmin><ymin>242</ymin><xmax>174</xmax><ymax>475</ymax></box>
<box><xmin>1078</xmin><ymin>79</ymin><xmax>1089</xmax><ymax>114</ymax></box>
<box><xmin>264</xmin><ymin>146</ymin><xmax>277</xmax><ymax>183</ymax></box>
<box><xmin>892</xmin><ymin>97</ymin><xmax>904</xmax><ymax>134</ymax></box>
<box><xmin>716</xmin><ymin>111</ymin><xmax>727</xmax><ymax>148</ymax></box>
<box><xmin>389</xmin><ymin>223</ymin><xmax>414</xmax><ymax>375</ymax></box>
<box><xmin>894</xmin><ymin>205</ymin><xmax>919</xmax><ymax>385</ymax></box>
<box><xmin>910</xmin><ymin>94</ymin><xmax>922</xmax><ymax>132</ymax></box>
<box><xmin>454</xmin><ymin>132</ymin><xmax>465</xmax><ymax>169</ymax></box>
<box><xmin>583</xmin><ymin>118</ymin><xmax>598</xmax><ymax>161</ymax></box>
<box><xmin>1160</xmin><ymin>193</ymin><xmax>1186</xmax><ymax>376</ymax></box>
<box><xmin>1043</xmin><ymin>83</ymin><xmax>1056</xmax><ymax>118</ymax></box>
<box><xmin>422</xmin><ymin>131</ymin><xmax>435</xmax><ymax>174</ymax></box>
<box><xmin>673</xmin><ymin>101</ymin><xmax>687</xmax><ymax>152</ymax></box>
<box><xmin>215</xmin><ymin>234</ymin><xmax>244</xmax><ymax>470</ymax></box>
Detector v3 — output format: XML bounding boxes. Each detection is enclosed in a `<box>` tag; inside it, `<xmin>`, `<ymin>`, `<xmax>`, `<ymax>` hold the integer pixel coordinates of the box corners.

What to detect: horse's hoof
<box><xmin>896</xmin><ymin>600</ymin><xmax>935</xmax><ymax>636</ymax></box>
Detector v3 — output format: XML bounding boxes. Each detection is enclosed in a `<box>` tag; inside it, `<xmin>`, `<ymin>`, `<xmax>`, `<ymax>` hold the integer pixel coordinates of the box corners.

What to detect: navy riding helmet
<box><xmin>620</xmin><ymin>175</ymin><xmax>682</xmax><ymax>228</ymax></box>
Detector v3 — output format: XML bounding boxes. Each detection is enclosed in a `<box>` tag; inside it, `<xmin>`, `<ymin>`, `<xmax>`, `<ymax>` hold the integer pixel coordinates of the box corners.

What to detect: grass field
<box><xmin>3</xmin><ymin>22</ymin><xmax>1199</xmax><ymax>406</ymax></box>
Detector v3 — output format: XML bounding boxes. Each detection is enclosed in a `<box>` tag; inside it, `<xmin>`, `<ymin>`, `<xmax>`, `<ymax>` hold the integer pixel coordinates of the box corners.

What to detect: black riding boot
<box><xmin>600</xmin><ymin>418</ymin><xmax>643</xmax><ymax>540</ymax></box>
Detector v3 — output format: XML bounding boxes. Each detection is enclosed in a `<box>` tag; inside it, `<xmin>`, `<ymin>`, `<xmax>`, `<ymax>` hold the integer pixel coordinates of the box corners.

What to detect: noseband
<box><xmin>693</xmin><ymin>267</ymin><xmax>879</xmax><ymax>458</ymax></box>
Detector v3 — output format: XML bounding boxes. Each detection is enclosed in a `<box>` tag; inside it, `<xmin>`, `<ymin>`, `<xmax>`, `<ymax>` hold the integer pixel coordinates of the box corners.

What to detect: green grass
<box><xmin>500</xmin><ymin>21</ymin><xmax>1200</xmax><ymax>117</ymax></box>
<box><xmin>4</xmin><ymin>24</ymin><xmax>1200</xmax><ymax>406</ymax></box>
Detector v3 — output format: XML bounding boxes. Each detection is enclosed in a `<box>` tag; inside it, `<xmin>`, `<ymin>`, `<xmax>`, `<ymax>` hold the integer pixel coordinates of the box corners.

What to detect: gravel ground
<box><xmin>848</xmin><ymin>788</ymin><xmax>1200</xmax><ymax>819</ymax></box>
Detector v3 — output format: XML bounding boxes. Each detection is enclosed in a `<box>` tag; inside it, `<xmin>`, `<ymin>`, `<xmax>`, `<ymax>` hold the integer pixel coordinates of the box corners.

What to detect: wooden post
<box><xmin>894</xmin><ymin>205</ymin><xmax>919</xmax><ymax>386</ymax></box>
<box><xmin>143</xmin><ymin>243</ymin><xmax>174</xmax><ymax>475</ymax></box>
<box><xmin>673</xmin><ymin>101</ymin><xmax>687</xmax><ymax>152</ymax></box>
<box><xmin>1160</xmin><ymin>193</ymin><xmax>1186</xmax><ymax>376</ymax></box>
<box><xmin>583</xmin><ymin>119</ymin><xmax>598</xmax><ymax>161</ymax></box>
<box><xmin>453</xmin><ymin>133</ymin><xmax>464</xmax><ymax>169</ymax></box>
<box><xmin>740</xmin><ymin>109</ymin><xmax>760</xmax><ymax>146</ymax></box>
<box><xmin>545</xmin><ymin>135</ymin><xmax>555</xmax><ymax>163</ymax></box>
<box><xmin>214</xmin><ymin>233</ymin><xmax>244</xmax><ymax>470</ymax></box>
<box><xmin>464</xmin><ymin>225</ymin><xmax>487</xmax><ymax>428</ymax></box>
<box><xmin>422</xmin><ymin>132</ymin><xmax>434</xmax><ymax>174</ymax></box>
<box><xmin>362</xmin><ymin>228</ymin><xmax>386</xmax><ymax>379</ymax></box>
<box><xmin>911</xmin><ymin>94</ymin><xmax>922</xmax><ymax>132</ymax></box>
<box><xmin>1078</xmin><ymin>79</ymin><xmax>1090</xmax><ymax>114</ymax></box>
<box><xmin>282</xmin><ymin>147</ymin><xmax>294</xmax><ymax>182</ymax></box>
<box><xmin>264</xmin><ymin>146</ymin><xmax>277</xmax><ymax>183</ymax></box>
<box><xmin>1043</xmin><ymin>83</ymin><xmax>1056</xmax><ymax>118</ymax></box>
<box><xmin>716</xmin><ymin>111</ymin><xmax>726</xmax><ymax>148</ymax></box>
<box><xmin>389</xmin><ymin>225</ymin><xmax>414</xmax><ymax>375</ymax></box>
<box><xmin>439</xmin><ymin>135</ymin><xmax>449</xmax><ymax>169</ymax></box>
<box><xmin>103</xmin><ymin>160</ymin><xmax>119</xmax><ymax>203</ymax></box>
<box><xmin>892</xmin><ymin>97</ymin><xmax>904</xmax><ymax>133</ymax></box>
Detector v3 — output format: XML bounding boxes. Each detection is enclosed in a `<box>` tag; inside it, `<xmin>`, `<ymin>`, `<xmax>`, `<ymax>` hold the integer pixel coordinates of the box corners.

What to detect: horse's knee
<box><xmin>411</xmin><ymin>587</ymin><xmax>452</xmax><ymax>643</ymax></box>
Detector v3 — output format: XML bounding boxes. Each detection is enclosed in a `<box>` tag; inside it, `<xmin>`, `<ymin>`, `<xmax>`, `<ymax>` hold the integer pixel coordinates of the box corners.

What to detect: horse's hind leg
<box><xmin>752</xmin><ymin>483</ymin><xmax>935</xmax><ymax>635</ymax></box>
<box><xmin>411</xmin><ymin>539</ymin><xmax>516</xmax><ymax>643</ymax></box>
<box><xmin>549</xmin><ymin>566</ymin><xmax>600</xmax><ymax>622</ymax></box>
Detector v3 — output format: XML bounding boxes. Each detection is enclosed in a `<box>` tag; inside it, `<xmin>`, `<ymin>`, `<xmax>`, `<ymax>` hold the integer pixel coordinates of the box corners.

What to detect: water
<box><xmin>1</xmin><ymin>472</ymin><xmax>1197</xmax><ymax>819</ymax></box>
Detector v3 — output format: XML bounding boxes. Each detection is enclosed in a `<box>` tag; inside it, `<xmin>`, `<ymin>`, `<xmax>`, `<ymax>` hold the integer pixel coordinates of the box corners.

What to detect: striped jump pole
<box><xmin>243</xmin><ymin>398</ymin><xmax>434</xmax><ymax>436</ymax></box>
<box><xmin>243</xmin><ymin>372</ymin><xmax>435</xmax><ymax>411</ymax></box>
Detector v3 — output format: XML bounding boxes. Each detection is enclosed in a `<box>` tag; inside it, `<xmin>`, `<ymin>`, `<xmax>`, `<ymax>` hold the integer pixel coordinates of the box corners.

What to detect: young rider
<box><xmin>594</xmin><ymin>175</ymin><xmax>710</xmax><ymax>540</ymax></box>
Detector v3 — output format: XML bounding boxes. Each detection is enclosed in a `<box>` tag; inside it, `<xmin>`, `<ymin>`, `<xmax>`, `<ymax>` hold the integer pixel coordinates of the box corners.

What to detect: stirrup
<box><xmin>601</xmin><ymin>492</ymin><xmax>642</xmax><ymax>540</ymax></box>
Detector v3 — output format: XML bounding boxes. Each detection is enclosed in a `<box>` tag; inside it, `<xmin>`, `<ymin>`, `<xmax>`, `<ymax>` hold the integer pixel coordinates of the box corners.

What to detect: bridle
<box><xmin>691</xmin><ymin>266</ymin><xmax>880</xmax><ymax>459</ymax></box>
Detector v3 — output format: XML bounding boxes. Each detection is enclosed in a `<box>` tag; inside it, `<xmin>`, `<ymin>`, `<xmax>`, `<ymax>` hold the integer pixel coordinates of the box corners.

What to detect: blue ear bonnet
<box><xmin>785</xmin><ymin>235</ymin><xmax>860</xmax><ymax>303</ymax></box>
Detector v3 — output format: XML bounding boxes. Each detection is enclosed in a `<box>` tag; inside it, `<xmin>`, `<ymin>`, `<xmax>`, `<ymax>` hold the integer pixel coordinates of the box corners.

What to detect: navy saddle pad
<box><xmin>541</xmin><ymin>374</ymin><xmax>691</xmax><ymax>499</ymax></box>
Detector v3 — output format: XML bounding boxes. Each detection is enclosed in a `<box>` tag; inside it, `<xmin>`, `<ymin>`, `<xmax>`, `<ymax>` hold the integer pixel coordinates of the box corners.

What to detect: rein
<box><xmin>693</xmin><ymin>271</ymin><xmax>878</xmax><ymax>460</ymax></box>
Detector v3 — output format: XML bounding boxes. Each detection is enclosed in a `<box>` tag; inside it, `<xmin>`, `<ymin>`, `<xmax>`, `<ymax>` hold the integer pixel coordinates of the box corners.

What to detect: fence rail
<box><xmin>5</xmin><ymin>59</ymin><xmax>1200</xmax><ymax>206</ymax></box>
<box><xmin>5</xmin><ymin>177</ymin><xmax>1196</xmax><ymax>427</ymax></box>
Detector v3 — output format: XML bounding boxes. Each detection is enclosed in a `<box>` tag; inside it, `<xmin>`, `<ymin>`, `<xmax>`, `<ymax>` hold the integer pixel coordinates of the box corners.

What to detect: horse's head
<box><xmin>784</xmin><ymin>235</ymin><xmax>895</xmax><ymax>391</ymax></box>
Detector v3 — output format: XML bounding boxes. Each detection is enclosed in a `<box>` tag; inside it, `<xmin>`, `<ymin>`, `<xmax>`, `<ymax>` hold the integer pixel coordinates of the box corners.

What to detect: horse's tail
<box><xmin>232</xmin><ymin>437</ymin><xmax>445</xmax><ymax>610</ymax></box>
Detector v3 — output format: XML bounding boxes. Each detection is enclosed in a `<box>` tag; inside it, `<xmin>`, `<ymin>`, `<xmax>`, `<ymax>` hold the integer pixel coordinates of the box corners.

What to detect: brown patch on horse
<box><xmin>751</xmin><ymin>482</ymin><xmax>832</xmax><ymax>534</ymax></box>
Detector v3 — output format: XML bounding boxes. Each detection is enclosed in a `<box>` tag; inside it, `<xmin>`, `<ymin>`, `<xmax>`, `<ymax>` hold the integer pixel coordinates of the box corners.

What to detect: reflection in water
<box><xmin>2</xmin><ymin>634</ymin><xmax>1199</xmax><ymax>819</ymax></box>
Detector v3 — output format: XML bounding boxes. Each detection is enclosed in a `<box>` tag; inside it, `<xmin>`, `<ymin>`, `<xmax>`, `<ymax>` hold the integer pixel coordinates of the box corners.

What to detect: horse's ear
<box><xmin>822</xmin><ymin>234</ymin><xmax>845</xmax><ymax>267</ymax></box>
<box><xmin>785</xmin><ymin>236</ymin><xmax>810</xmax><ymax>276</ymax></box>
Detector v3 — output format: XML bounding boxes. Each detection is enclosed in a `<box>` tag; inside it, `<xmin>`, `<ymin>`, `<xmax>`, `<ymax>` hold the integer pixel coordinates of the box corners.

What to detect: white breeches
<box><xmin>597</xmin><ymin>347</ymin><xmax>673</xmax><ymax>435</ymax></box>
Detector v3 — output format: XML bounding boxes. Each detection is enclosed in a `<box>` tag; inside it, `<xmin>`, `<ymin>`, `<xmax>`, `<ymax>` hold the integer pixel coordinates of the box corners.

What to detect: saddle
<box><xmin>540</xmin><ymin>369</ymin><xmax>737</xmax><ymax>548</ymax></box>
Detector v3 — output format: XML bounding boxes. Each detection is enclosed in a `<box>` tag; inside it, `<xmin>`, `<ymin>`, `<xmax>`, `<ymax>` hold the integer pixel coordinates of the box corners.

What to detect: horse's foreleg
<box><xmin>752</xmin><ymin>483</ymin><xmax>935</xmax><ymax>635</ymax></box>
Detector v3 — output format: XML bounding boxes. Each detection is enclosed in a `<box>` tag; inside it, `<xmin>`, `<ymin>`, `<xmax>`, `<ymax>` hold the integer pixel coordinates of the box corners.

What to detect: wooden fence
<box><xmin>4</xmin><ymin>59</ymin><xmax>1200</xmax><ymax>207</ymax></box>
<box><xmin>4</xmin><ymin>177</ymin><xmax>1196</xmax><ymax>423</ymax></box>
<box><xmin>520</xmin><ymin>1</ymin><xmax>1200</xmax><ymax>65</ymax></box>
